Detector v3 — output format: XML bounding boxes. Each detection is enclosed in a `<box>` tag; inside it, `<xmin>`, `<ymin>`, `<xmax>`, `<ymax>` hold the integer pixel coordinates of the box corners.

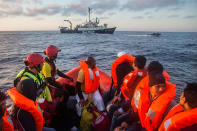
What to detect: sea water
<box><xmin>0</xmin><ymin>31</ymin><xmax>197</xmax><ymax>102</ymax></box>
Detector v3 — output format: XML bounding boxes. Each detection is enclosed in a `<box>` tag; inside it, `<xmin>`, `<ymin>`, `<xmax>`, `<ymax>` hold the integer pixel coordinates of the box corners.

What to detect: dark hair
<box><xmin>134</xmin><ymin>55</ymin><xmax>146</xmax><ymax>69</ymax></box>
<box><xmin>0</xmin><ymin>91</ymin><xmax>6</xmax><ymax>101</ymax></box>
<box><xmin>0</xmin><ymin>91</ymin><xmax>7</xmax><ymax>119</ymax></box>
<box><xmin>17</xmin><ymin>79</ymin><xmax>37</xmax><ymax>101</ymax></box>
<box><xmin>147</xmin><ymin>61</ymin><xmax>164</xmax><ymax>74</ymax></box>
<box><xmin>54</xmin><ymin>89</ymin><xmax>65</xmax><ymax>98</ymax></box>
<box><xmin>85</xmin><ymin>56</ymin><xmax>95</xmax><ymax>64</ymax></box>
<box><xmin>184</xmin><ymin>82</ymin><xmax>197</xmax><ymax>108</ymax></box>
<box><xmin>149</xmin><ymin>72</ymin><xmax>165</xmax><ymax>87</ymax></box>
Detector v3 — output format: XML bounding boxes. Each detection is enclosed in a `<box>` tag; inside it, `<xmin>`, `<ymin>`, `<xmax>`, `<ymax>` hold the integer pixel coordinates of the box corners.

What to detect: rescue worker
<box><xmin>0</xmin><ymin>91</ymin><xmax>14</xmax><ymax>131</ymax></box>
<box><xmin>14</xmin><ymin>53</ymin><xmax>52</xmax><ymax>102</ymax></box>
<box><xmin>41</xmin><ymin>45</ymin><xmax>73</xmax><ymax>95</ymax></box>
<box><xmin>8</xmin><ymin>79</ymin><xmax>44</xmax><ymax>131</ymax></box>
<box><xmin>103</xmin><ymin>51</ymin><xmax>135</xmax><ymax>105</ymax></box>
<box><xmin>131</xmin><ymin>61</ymin><xmax>176</xmax><ymax>131</ymax></box>
<box><xmin>76</xmin><ymin>56</ymin><xmax>105</xmax><ymax>111</ymax></box>
<box><xmin>159</xmin><ymin>82</ymin><xmax>197</xmax><ymax>131</ymax></box>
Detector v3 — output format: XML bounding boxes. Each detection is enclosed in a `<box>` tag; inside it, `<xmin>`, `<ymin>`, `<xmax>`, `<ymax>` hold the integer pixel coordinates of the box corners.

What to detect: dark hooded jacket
<box><xmin>10</xmin><ymin>79</ymin><xmax>37</xmax><ymax>131</ymax></box>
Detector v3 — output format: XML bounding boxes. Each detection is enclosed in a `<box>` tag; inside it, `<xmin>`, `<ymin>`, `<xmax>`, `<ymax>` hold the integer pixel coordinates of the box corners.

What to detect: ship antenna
<box><xmin>88</xmin><ymin>7</ymin><xmax>91</xmax><ymax>22</ymax></box>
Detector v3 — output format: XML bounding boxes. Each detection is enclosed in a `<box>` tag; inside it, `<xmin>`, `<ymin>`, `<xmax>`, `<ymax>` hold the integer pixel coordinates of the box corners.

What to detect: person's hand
<box><xmin>112</xmin><ymin>96</ymin><xmax>119</xmax><ymax>105</ymax></box>
<box><xmin>114</xmin><ymin>110</ymin><xmax>120</xmax><ymax>116</ymax></box>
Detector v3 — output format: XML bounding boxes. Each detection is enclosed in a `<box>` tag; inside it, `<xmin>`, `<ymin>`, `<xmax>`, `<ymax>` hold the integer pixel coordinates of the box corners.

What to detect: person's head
<box><xmin>24</xmin><ymin>53</ymin><xmax>44</xmax><ymax>72</ymax></box>
<box><xmin>147</xmin><ymin>61</ymin><xmax>163</xmax><ymax>74</ymax></box>
<box><xmin>54</xmin><ymin>89</ymin><xmax>65</xmax><ymax>103</ymax></box>
<box><xmin>44</xmin><ymin>45</ymin><xmax>60</xmax><ymax>61</ymax></box>
<box><xmin>149</xmin><ymin>72</ymin><xmax>166</xmax><ymax>98</ymax></box>
<box><xmin>17</xmin><ymin>79</ymin><xmax>37</xmax><ymax>101</ymax></box>
<box><xmin>0</xmin><ymin>91</ymin><xmax>7</xmax><ymax>119</ymax></box>
<box><xmin>85</xmin><ymin>56</ymin><xmax>96</xmax><ymax>69</ymax></box>
<box><xmin>133</xmin><ymin>55</ymin><xmax>146</xmax><ymax>70</ymax></box>
<box><xmin>180</xmin><ymin>82</ymin><xmax>197</xmax><ymax>110</ymax></box>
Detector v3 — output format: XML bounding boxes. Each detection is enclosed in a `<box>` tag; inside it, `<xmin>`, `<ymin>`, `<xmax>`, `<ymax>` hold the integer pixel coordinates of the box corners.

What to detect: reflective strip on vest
<box><xmin>129</xmin><ymin>73</ymin><xmax>133</xmax><ymax>76</ymax></box>
<box><xmin>147</xmin><ymin>108</ymin><xmax>155</xmax><ymax>120</ymax></box>
<box><xmin>124</xmin><ymin>79</ymin><xmax>128</xmax><ymax>83</ymax></box>
<box><xmin>88</xmin><ymin>69</ymin><xmax>94</xmax><ymax>80</ymax></box>
<box><xmin>20</xmin><ymin>71</ymin><xmax>45</xmax><ymax>88</ymax></box>
<box><xmin>38</xmin><ymin>105</ymin><xmax>43</xmax><ymax>116</ymax></box>
<box><xmin>6</xmin><ymin>114</ymin><xmax>13</xmax><ymax>128</ymax></box>
<box><xmin>95</xmin><ymin>71</ymin><xmax>99</xmax><ymax>76</ymax></box>
<box><xmin>164</xmin><ymin>118</ymin><xmax>172</xmax><ymax>131</ymax></box>
<box><xmin>134</xmin><ymin>90</ymin><xmax>141</xmax><ymax>108</ymax></box>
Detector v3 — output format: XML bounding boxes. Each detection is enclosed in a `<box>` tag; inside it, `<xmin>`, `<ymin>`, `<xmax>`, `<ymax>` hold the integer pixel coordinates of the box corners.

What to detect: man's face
<box><xmin>150</xmin><ymin>83</ymin><xmax>165</xmax><ymax>98</ymax></box>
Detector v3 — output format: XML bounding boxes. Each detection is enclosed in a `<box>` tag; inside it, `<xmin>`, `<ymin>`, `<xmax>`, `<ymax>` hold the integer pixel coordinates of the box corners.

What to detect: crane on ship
<box><xmin>64</xmin><ymin>20</ymin><xmax>72</xmax><ymax>30</ymax></box>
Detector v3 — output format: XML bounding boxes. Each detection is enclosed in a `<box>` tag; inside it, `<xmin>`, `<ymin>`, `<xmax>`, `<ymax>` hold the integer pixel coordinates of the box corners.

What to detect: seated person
<box><xmin>0</xmin><ymin>91</ymin><xmax>14</xmax><ymax>131</ymax></box>
<box><xmin>107</xmin><ymin>55</ymin><xmax>147</xmax><ymax>117</ymax></box>
<box><xmin>50</xmin><ymin>89</ymin><xmax>80</xmax><ymax>131</ymax></box>
<box><xmin>102</xmin><ymin>52</ymin><xmax>134</xmax><ymax>106</ymax></box>
<box><xmin>159</xmin><ymin>82</ymin><xmax>197</xmax><ymax>131</ymax></box>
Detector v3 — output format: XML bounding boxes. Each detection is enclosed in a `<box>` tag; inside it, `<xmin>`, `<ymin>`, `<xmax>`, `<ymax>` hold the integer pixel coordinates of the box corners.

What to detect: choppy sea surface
<box><xmin>0</xmin><ymin>31</ymin><xmax>197</xmax><ymax>102</ymax></box>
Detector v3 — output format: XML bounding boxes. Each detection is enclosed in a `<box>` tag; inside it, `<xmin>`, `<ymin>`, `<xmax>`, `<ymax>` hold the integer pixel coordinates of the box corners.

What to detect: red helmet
<box><xmin>45</xmin><ymin>45</ymin><xmax>60</xmax><ymax>57</ymax></box>
<box><xmin>24</xmin><ymin>53</ymin><xmax>44</xmax><ymax>67</ymax></box>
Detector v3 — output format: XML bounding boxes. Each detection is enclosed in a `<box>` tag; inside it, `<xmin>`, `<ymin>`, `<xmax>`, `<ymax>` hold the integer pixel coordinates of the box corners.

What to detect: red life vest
<box><xmin>131</xmin><ymin>71</ymin><xmax>171</xmax><ymax>112</ymax></box>
<box><xmin>7</xmin><ymin>88</ymin><xmax>44</xmax><ymax>131</ymax></box>
<box><xmin>111</xmin><ymin>54</ymin><xmax>135</xmax><ymax>87</ymax></box>
<box><xmin>79</xmin><ymin>61</ymin><xmax>100</xmax><ymax>94</ymax></box>
<box><xmin>2</xmin><ymin>110</ymin><xmax>14</xmax><ymax>131</ymax></box>
<box><xmin>159</xmin><ymin>104</ymin><xmax>197</xmax><ymax>131</ymax></box>
<box><xmin>121</xmin><ymin>69</ymin><xmax>147</xmax><ymax>100</ymax></box>
<box><xmin>138</xmin><ymin>81</ymin><xmax>176</xmax><ymax>131</ymax></box>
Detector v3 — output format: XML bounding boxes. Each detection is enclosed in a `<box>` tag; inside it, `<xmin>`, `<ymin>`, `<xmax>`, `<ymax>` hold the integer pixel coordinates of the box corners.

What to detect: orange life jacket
<box><xmin>131</xmin><ymin>71</ymin><xmax>171</xmax><ymax>112</ymax></box>
<box><xmin>121</xmin><ymin>69</ymin><xmax>147</xmax><ymax>100</ymax></box>
<box><xmin>111</xmin><ymin>54</ymin><xmax>135</xmax><ymax>87</ymax></box>
<box><xmin>2</xmin><ymin>110</ymin><xmax>14</xmax><ymax>131</ymax></box>
<box><xmin>7</xmin><ymin>88</ymin><xmax>44</xmax><ymax>131</ymax></box>
<box><xmin>159</xmin><ymin>104</ymin><xmax>197</xmax><ymax>131</ymax></box>
<box><xmin>79</xmin><ymin>61</ymin><xmax>100</xmax><ymax>94</ymax></box>
<box><xmin>138</xmin><ymin>81</ymin><xmax>176</xmax><ymax>131</ymax></box>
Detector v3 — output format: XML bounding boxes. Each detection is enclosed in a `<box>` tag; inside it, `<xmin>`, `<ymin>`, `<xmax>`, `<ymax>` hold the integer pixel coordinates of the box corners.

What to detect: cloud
<box><xmin>132</xmin><ymin>16</ymin><xmax>144</xmax><ymax>19</ymax></box>
<box><xmin>24</xmin><ymin>4</ymin><xmax>62</xmax><ymax>16</ymax></box>
<box><xmin>62</xmin><ymin>0</ymin><xmax>119</xmax><ymax>16</ymax></box>
<box><xmin>167</xmin><ymin>15</ymin><xmax>179</xmax><ymax>18</ymax></box>
<box><xmin>183</xmin><ymin>15</ymin><xmax>197</xmax><ymax>19</ymax></box>
<box><xmin>123</xmin><ymin>0</ymin><xmax>185</xmax><ymax>11</ymax></box>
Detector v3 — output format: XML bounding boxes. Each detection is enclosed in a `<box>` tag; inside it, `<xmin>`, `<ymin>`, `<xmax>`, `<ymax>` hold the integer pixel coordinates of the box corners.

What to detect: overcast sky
<box><xmin>0</xmin><ymin>0</ymin><xmax>197</xmax><ymax>32</ymax></box>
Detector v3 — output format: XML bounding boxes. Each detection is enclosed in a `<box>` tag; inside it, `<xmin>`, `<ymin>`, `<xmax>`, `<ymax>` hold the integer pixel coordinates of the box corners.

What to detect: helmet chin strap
<box><xmin>34</xmin><ymin>64</ymin><xmax>42</xmax><ymax>73</ymax></box>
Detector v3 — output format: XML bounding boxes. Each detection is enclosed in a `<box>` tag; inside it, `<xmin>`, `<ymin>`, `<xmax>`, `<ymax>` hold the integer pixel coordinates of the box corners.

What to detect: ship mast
<box><xmin>88</xmin><ymin>7</ymin><xmax>91</xmax><ymax>22</ymax></box>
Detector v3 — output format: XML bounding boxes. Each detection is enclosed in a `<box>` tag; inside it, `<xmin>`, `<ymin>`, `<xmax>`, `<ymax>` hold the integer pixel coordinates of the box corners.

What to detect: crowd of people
<box><xmin>0</xmin><ymin>46</ymin><xmax>197</xmax><ymax>131</ymax></box>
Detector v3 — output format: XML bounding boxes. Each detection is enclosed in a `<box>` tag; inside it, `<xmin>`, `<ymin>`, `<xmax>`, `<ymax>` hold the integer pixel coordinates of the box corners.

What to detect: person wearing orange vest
<box><xmin>103</xmin><ymin>52</ymin><xmax>135</xmax><ymax>106</ymax></box>
<box><xmin>76</xmin><ymin>56</ymin><xmax>105</xmax><ymax>111</ymax></box>
<box><xmin>41</xmin><ymin>45</ymin><xmax>73</xmax><ymax>90</ymax></box>
<box><xmin>0</xmin><ymin>91</ymin><xmax>14</xmax><ymax>131</ymax></box>
<box><xmin>115</xmin><ymin>61</ymin><xmax>173</xmax><ymax>131</ymax></box>
<box><xmin>109</xmin><ymin>55</ymin><xmax>147</xmax><ymax>115</ymax></box>
<box><xmin>8</xmin><ymin>79</ymin><xmax>44</xmax><ymax>131</ymax></box>
<box><xmin>131</xmin><ymin>61</ymin><xmax>176</xmax><ymax>131</ymax></box>
<box><xmin>159</xmin><ymin>82</ymin><xmax>197</xmax><ymax>131</ymax></box>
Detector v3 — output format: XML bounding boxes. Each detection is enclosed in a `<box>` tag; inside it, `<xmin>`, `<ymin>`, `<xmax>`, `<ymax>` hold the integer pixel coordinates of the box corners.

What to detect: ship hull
<box><xmin>60</xmin><ymin>27</ymin><xmax>116</xmax><ymax>34</ymax></box>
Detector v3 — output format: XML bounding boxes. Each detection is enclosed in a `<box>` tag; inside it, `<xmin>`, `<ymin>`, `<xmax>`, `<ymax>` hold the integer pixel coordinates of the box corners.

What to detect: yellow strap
<box><xmin>83</xmin><ymin>93</ymin><xmax>94</xmax><ymax>109</ymax></box>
